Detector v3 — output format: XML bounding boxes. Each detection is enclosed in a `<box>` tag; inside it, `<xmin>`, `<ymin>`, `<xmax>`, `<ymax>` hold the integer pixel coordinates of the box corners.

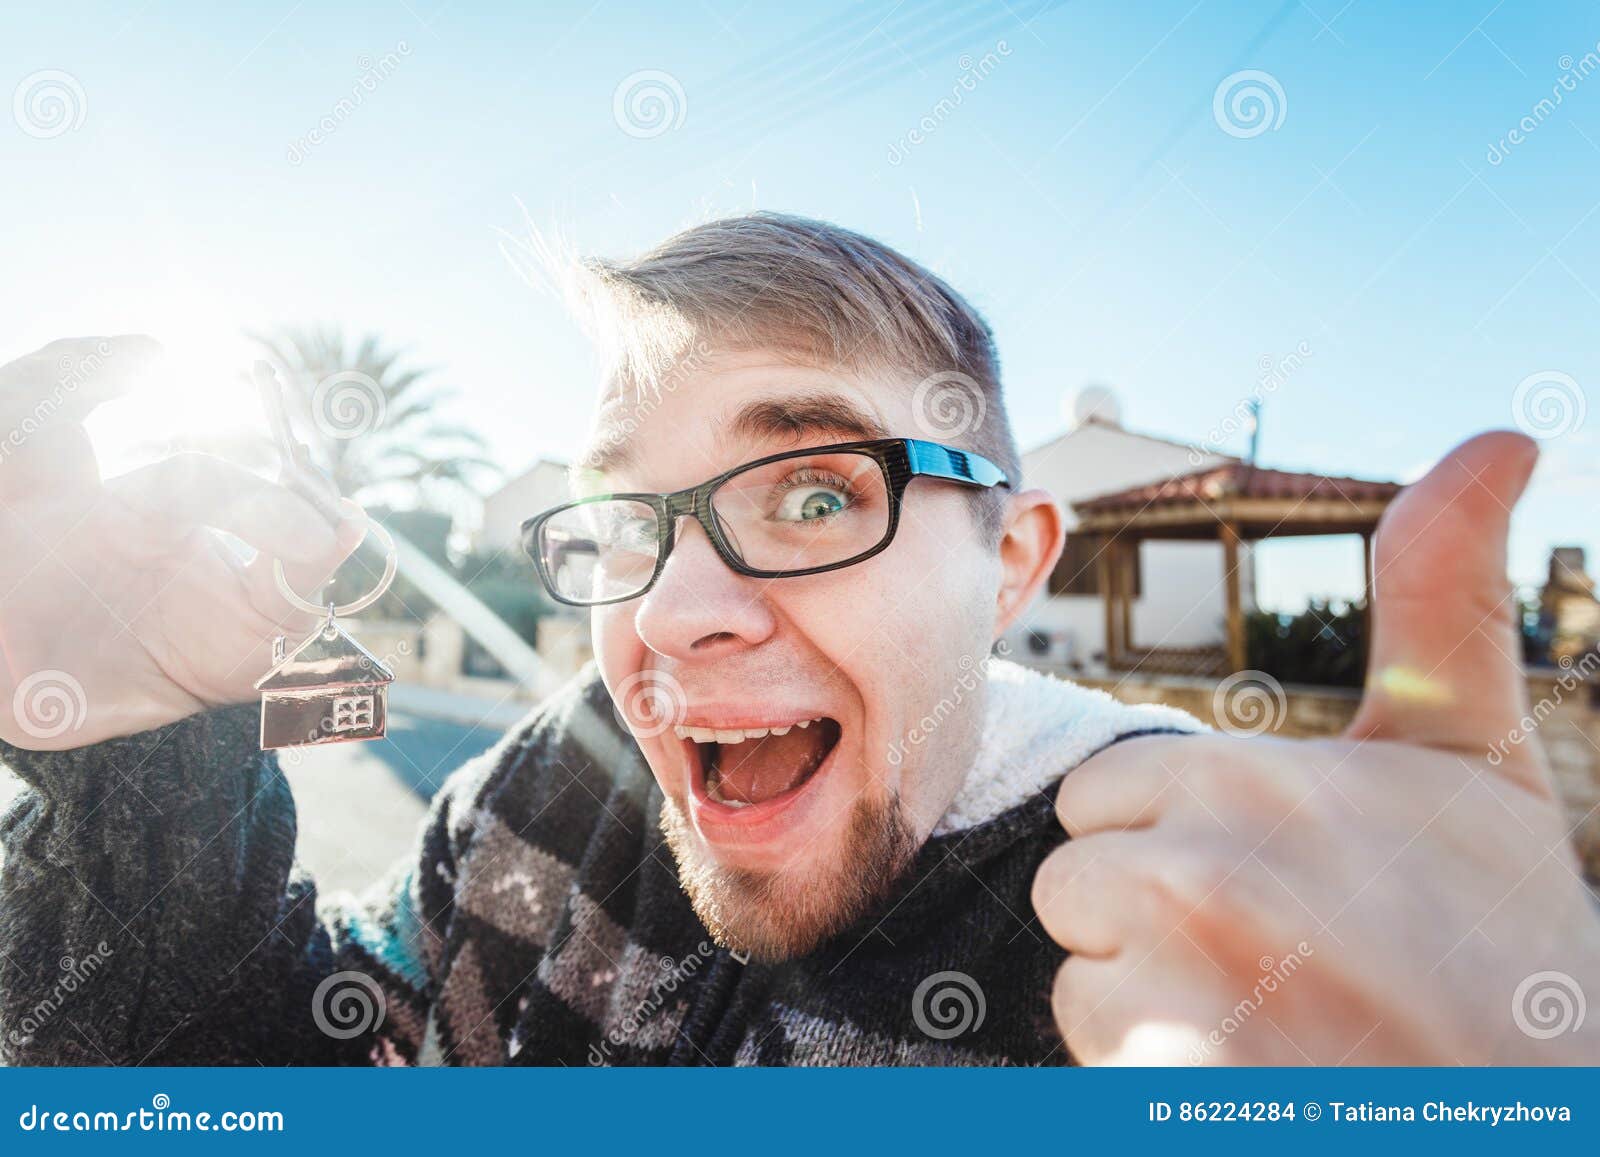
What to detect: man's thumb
<box><xmin>1346</xmin><ymin>431</ymin><xmax>1548</xmax><ymax>788</ymax></box>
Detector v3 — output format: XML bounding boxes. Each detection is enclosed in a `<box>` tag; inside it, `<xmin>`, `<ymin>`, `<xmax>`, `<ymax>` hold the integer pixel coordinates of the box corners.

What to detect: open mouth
<box><xmin>675</xmin><ymin>717</ymin><xmax>843</xmax><ymax>809</ymax></box>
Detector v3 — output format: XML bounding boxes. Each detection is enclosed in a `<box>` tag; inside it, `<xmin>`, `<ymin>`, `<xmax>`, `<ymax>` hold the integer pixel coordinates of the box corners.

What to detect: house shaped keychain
<box><xmin>255</xmin><ymin>608</ymin><xmax>395</xmax><ymax>749</ymax></box>
<box><xmin>252</xmin><ymin>361</ymin><xmax>401</xmax><ymax>751</ymax></box>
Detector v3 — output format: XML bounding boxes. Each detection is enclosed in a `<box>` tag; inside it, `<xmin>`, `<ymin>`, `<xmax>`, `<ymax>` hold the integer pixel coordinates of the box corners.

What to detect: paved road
<box><xmin>283</xmin><ymin>710</ymin><xmax>503</xmax><ymax>898</ymax></box>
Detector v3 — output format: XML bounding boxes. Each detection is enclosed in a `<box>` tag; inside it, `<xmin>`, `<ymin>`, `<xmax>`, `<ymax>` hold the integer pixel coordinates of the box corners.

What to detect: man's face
<box><xmin>582</xmin><ymin>349</ymin><xmax>1005</xmax><ymax>961</ymax></box>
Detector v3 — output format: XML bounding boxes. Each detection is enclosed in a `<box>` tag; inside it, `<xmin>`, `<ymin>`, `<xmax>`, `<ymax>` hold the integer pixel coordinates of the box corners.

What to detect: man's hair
<box><xmin>536</xmin><ymin>212</ymin><xmax>1021</xmax><ymax>537</ymax></box>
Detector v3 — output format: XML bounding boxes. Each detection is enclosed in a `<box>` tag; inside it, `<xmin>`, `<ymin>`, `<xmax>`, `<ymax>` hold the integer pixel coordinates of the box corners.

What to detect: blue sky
<box><xmin>2</xmin><ymin>0</ymin><xmax>1595</xmax><ymax>608</ymax></box>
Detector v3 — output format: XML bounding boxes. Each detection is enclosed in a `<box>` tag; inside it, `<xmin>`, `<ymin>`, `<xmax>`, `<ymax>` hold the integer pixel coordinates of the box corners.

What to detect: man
<box><xmin>0</xmin><ymin>214</ymin><xmax>1596</xmax><ymax>1066</ymax></box>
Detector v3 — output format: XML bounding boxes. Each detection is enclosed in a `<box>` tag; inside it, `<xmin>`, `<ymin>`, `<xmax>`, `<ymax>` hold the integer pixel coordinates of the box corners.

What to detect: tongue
<box><xmin>714</xmin><ymin>724</ymin><xmax>834</xmax><ymax>804</ymax></box>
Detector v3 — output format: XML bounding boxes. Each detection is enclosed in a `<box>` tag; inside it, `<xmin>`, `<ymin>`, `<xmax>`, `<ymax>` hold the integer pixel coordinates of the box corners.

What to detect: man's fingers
<box><xmin>1054</xmin><ymin>734</ymin><xmax>1188</xmax><ymax>837</ymax></box>
<box><xmin>0</xmin><ymin>336</ymin><xmax>164</xmax><ymax>499</ymax></box>
<box><xmin>0</xmin><ymin>423</ymin><xmax>101</xmax><ymax>502</ymax></box>
<box><xmin>1346</xmin><ymin>431</ymin><xmax>1546</xmax><ymax>786</ymax></box>
<box><xmin>1051</xmin><ymin>953</ymin><xmax>1234</xmax><ymax>1065</ymax></box>
<box><xmin>1053</xmin><ymin>953</ymin><xmax>1316</xmax><ymax>1065</ymax></box>
<box><xmin>1033</xmin><ymin>834</ymin><xmax>1154</xmax><ymax>957</ymax></box>
<box><xmin>0</xmin><ymin>336</ymin><xmax>162</xmax><ymax>428</ymax></box>
<box><xmin>108</xmin><ymin>452</ymin><xmax>356</xmax><ymax>565</ymax></box>
<box><xmin>237</xmin><ymin>515</ymin><xmax>370</xmax><ymax>628</ymax></box>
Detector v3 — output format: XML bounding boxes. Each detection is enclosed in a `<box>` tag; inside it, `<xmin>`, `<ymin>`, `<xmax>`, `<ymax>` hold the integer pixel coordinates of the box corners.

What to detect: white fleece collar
<box><xmin>932</xmin><ymin>659</ymin><xmax>1206</xmax><ymax>837</ymax></box>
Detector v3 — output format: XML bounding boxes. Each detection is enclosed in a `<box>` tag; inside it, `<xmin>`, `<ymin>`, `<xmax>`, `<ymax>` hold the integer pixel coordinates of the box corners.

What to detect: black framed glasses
<box><xmin>521</xmin><ymin>438</ymin><xmax>1011</xmax><ymax>607</ymax></box>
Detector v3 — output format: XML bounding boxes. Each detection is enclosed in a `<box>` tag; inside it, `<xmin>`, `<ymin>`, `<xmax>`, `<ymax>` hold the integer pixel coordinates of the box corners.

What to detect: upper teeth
<box><xmin>673</xmin><ymin>718</ymin><xmax>823</xmax><ymax>744</ymax></box>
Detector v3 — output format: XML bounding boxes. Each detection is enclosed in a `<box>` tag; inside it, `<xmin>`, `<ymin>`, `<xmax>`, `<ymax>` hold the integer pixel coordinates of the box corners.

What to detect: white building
<box><xmin>1002</xmin><ymin>388</ymin><xmax>1255</xmax><ymax>671</ymax></box>
<box><xmin>478</xmin><ymin>458</ymin><xmax>571</xmax><ymax>552</ymax></box>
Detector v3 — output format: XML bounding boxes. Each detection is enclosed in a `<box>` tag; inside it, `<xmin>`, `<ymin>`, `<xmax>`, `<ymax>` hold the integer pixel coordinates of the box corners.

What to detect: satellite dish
<box><xmin>1066</xmin><ymin>384</ymin><xmax>1122</xmax><ymax>428</ymax></box>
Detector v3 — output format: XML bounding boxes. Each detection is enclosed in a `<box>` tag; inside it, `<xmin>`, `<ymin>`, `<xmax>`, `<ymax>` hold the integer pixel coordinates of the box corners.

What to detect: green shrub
<box><xmin>1245</xmin><ymin>600</ymin><xmax>1366</xmax><ymax>688</ymax></box>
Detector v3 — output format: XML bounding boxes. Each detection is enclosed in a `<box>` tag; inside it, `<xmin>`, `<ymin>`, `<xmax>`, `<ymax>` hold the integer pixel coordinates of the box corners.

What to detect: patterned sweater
<box><xmin>0</xmin><ymin>661</ymin><xmax>1200</xmax><ymax>1066</ymax></box>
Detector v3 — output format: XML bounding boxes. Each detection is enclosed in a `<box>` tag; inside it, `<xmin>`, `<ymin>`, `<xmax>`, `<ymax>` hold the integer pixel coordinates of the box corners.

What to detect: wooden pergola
<box><xmin>1070</xmin><ymin>463</ymin><xmax>1402</xmax><ymax>676</ymax></box>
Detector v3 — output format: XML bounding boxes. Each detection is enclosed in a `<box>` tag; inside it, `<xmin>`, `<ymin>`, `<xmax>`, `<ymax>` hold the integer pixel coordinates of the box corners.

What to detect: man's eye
<box><xmin>774</xmin><ymin>487</ymin><xmax>849</xmax><ymax>522</ymax></box>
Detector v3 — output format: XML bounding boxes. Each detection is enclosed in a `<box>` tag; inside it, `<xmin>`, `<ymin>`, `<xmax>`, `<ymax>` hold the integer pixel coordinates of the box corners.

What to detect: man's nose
<box><xmin>632</xmin><ymin>516</ymin><xmax>777</xmax><ymax>660</ymax></box>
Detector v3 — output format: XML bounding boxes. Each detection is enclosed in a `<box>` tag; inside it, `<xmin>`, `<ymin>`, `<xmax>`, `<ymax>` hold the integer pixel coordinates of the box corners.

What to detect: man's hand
<box><xmin>1033</xmin><ymin>431</ymin><xmax>1600</xmax><ymax>1064</ymax></box>
<box><xmin>0</xmin><ymin>337</ymin><xmax>367</xmax><ymax>750</ymax></box>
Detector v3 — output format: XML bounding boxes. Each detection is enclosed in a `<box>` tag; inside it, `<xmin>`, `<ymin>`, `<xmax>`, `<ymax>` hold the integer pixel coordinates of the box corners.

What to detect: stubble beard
<box><xmin>659</xmin><ymin>790</ymin><xmax>919</xmax><ymax>963</ymax></box>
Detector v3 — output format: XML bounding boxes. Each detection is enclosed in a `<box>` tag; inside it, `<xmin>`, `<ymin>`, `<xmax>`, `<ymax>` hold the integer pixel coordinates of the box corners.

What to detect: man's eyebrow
<box><xmin>725</xmin><ymin>392</ymin><xmax>889</xmax><ymax>446</ymax></box>
<box><xmin>576</xmin><ymin>390</ymin><xmax>889</xmax><ymax>479</ymax></box>
<box><xmin>575</xmin><ymin>431</ymin><xmax>633</xmax><ymax>476</ymax></box>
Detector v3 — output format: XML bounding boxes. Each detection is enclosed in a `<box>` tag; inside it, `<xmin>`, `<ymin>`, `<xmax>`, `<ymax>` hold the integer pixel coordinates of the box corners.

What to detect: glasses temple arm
<box><xmin>903</xmin><ymin>439</ymin><xmax>1011</xmax><ymax>490</ymax></box>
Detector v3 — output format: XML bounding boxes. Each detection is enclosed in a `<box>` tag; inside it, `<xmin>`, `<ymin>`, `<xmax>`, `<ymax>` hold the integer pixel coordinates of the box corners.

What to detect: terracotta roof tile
<box><xmin>1073</xmin><ymin>462</ymin><xmax>1401</xmax><ymax>515</ymax></box>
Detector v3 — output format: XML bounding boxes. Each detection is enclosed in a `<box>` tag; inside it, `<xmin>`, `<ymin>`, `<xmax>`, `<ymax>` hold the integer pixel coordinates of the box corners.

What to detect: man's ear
<box><xmin>993</xmin><ymin>488</ymin><xmax>1065</xmax><ymax>636</ymax></box>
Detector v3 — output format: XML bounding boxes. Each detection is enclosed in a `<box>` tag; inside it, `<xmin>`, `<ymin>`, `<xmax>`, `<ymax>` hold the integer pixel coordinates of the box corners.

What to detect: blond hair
<box><xmin>516</xmin><ymin>212</ymin><xmax>1021</xmax><ymax>532</ymax></box>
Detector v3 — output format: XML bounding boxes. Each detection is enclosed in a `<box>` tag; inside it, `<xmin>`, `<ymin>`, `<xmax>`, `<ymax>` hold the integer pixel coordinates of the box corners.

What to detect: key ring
<box><xmin>272</xmin><ymin>516</ymin><xmax>398</xmax><ymax>617</ymax></box>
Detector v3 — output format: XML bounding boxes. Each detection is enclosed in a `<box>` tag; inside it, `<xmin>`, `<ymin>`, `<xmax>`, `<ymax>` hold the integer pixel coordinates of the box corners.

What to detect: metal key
<box><xmin>252</xmin><ymin>361</ymin><xmax>345</xmax><ymax>525</ymax></box>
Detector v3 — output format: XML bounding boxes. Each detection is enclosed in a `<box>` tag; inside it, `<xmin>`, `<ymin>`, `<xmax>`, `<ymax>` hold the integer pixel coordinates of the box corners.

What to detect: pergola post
<box><xmin>1220</xmin><ymin>522</ymin><xmax>1245</xmax><ymax>673</ymax></box>
<box><xmin>1097</xmin><ymin>535</ymin><xmax>1117</xmax><ymax>667</ymax></box>
<box><xmin>1118</xmin><ymin>536</ymin><xmax>1134</xmax><ymax>660</ymax></box>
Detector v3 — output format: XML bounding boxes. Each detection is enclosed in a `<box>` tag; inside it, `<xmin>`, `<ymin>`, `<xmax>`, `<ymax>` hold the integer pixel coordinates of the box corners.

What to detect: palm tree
<box><xmin>248</xmin><ymin>325</ymin><xmax>498</xmax><ymax>509</ymax></box>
